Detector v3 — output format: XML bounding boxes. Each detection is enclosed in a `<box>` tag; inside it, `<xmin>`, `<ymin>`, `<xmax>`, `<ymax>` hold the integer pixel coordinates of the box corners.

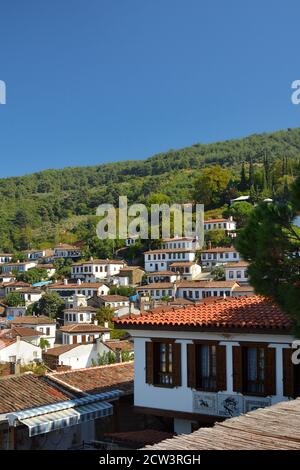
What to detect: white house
<box><xmin>71</xmin><ymin>258</ymin><xmax>125</xmax><ymax>282</ymax></box>
<box><xmin>115</xmin><ymin>295</ymin><xmax>298</xmax><ymax>434</ymax></box>
<box><xmin>25</xmin><ymin>249</ymin><xmax>53</xmax><ymax>261</ymax></box>
<box><xmin>5</xmin><ymin>306</ymin><xmax>27</xmax><ymax>319</ymax></box>
<box><xmin>161</xmin><ymin>237</ymin><xmax>201</xmax><ymax>250</ymax></box>
<box><xmin>49</xmin><ymin>280</ymin><xmax>110</xmax><ymax>303</ymax></box>
<box><xmin>8</xmin><ymin>316</ymin><xmax>57</xmax><ymax>348</ymax></box>
<box><xmin>146</xmin><ymin>271</ymin><xmax>178</xmax><ymax>284</ymax></box>
<box><xmin>200</xmin><ymin>247</ymin><xmax>240</xmax><ymax>268</ymax></box>
<box><xmin>176</xmin><ymin>281</ymin><xmax>239</xmax><ymax>300</ymax></box>
<box><xmin>204</xmin><ymin>217</ymin><xmax>236</xmax><ymax>237</ymax></box>
<box><xmin>144</xmin><ymin>249</ymin><xmax>196</xmax><ymax>273</ymax></box>
<box><xmin>60</xmin><ymin>322</ymin><xmax>110</xmax><ymax>345</ymax></box>
<box><xmin>0</xmin><ymin>326</ymin><xmax>43</xmax><ymax>346</ymax></box>
<box><xmin>169</xmin><ymin>262</ymin><xmax>202</xmax><ymax>280</ymax></box>
<box><xmin>15</xmin><ymin>287</ymin><xmax>43</xmax><ymax>306</ymax></box>
<box><xmin>0</xmin><ymin>336</ymin><xmax>42</xmax><ymax>365</ymax></box>
<box><xmin>137</xmin><ymin>283</ymin><xmax>176</xmax><ymax>300</ymax></box>
<box><xmin>64</xmin><ymin>306</ymin><xmax>98</xmax><ymax>325</ymax></box>
<box><xmin>0</xmin><ymin>253</ymin><xmax>13</xmax><ymax>263</ymax></box>
<box><xmin>53</xmin><ymin>243</ymin><xmax>82</xmax><ymax>259</ymax></box>
<box><xmin>224</xmin><ymin>261</ymin><xmax>249</xmax><ymax>283</ymax></box>
<box><xmin>43</xmin><ymin>339</ymin><xmax>133</xmax><ymax>370</ymax></box>
<box><xmin>1</xmin><ymin>261</ymin><xmax>37</xmax><ymax>273</ymax></box>
<box><xmin>1</xmin><ymin>281</ymin><xmax>31</xmax><ymax>297</ymax></box>
<box><xmin>98</xmin><ymin>295</ymin><xmax>130</xmax><ymax>310</ymax></box>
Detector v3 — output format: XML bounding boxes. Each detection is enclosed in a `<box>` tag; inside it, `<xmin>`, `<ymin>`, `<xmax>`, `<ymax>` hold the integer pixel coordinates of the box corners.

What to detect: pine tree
<box><xmin>239</xmin><ymin>163</ymin><xmax>248</xmax><ymax>191</ymax></box>
<box><xmin>249</xmin><ymin>157</ymin><xmax>255</xmax><ymax>187</ymax></box>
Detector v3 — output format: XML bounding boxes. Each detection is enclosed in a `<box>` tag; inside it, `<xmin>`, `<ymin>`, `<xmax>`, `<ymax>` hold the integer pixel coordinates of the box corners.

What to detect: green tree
<box><xmin>236</xmin><ymin>201</ymin><xmax>300</xmax><ymax>330</ymax></box>
<box><xmin>33</xmin><ymin>292</ymin><xmax>64</xmax><ymax>319</ymax></box>
<box><xmin>238</xmin><ymin>163</ymin><xmax>248</xmax><ymax>191</ymax></box>
<box><xmin>193</xmin><ymin>166</ymin><xmax>231</xmax><ymax>208</ymax></box>
<box><xmin>223</xmin><ymin>202</ymin><xmax>254</xmax><ymax>228</ymax></box>
<box><xmin>17</xmin><ymin>267</ymin><xmax>48</xmax><ymax>284</ymax></box>
<box><xmin>211</xmin><ymin>265</ymin><xmax>225</xmax><ymax>281</ymax></box>
<box><xmin>205</xmin><ymin>229</ymin><xmax>231</xmax><ymax>247</ymax></box>
<box><xmin>93</xmin><ymin>306</ymin><xmax>115</xmax><ymax>325</ymax></box>
<box><xmin>39</xmin><ymin>338</ymin><xmax>50</xmax><ymax>350</ymax></box>
<box><xmin>4</xmin><ymin>292</ymin><xmax>25</xmax><ymax>307</ymax></box>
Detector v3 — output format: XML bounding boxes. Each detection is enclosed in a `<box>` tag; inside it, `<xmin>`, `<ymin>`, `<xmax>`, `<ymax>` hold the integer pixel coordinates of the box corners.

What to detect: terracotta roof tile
<box><xmin>178</xmin><ymin>281</ymin><xmax>237</xmax><ymax>288</ymax></box>
<box><xmin>9</xmin><ymin>315</ymin><xmax>56</xmax><ymax>325</ymax></box>
<box><xmin>100</xmin><ymin>295</ymin><xmax>129</xmax><ymax>302</ymax></box>
<box><xmin>0</xmin><ymin>374</ymin><xmax>70</xmax><ymax>413</ymax></box>
<box><xmin>114</xmin><ymin>296</ymin><xmax>292</xmax><ymax>331</ymax></box>
<box><xmin>137</xmin><ymin>283</ymin><xmax>174</xmax><ymax>289</ymax></box>
<box><xmin>48</xmin><ymin>362</ymin><xmax>134</xmax><ymax>395</ymax></box>
<box><xmin>59</xmin><ymin>323</ymin><xmax>109</xmax><ymax>333</ymax></box>
<box><xmin>43</xmin><ymin>344</ymin><xmax>82</xmax><ymax>356</ymax></box>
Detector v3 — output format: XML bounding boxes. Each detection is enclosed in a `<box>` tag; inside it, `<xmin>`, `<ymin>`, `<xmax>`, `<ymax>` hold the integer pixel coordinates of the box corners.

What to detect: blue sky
<box><xmin>0</xmin><ymin>0</ymin><xmax>300</xmax><ymax>177</ymax></box>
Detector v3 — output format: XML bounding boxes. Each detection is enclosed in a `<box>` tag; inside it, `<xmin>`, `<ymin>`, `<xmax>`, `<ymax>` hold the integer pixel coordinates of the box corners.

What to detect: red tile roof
<box><xmin>201</xmin><ymin>246</ymin><xmax>237</xmax><ymax>253</ymax></box>
<box><xmin>0</xmin><ymin>327</ymin><xmax>43</xmax><ymax>338</ymax></box>
<box><xmin>48</xmin><ymin>362</ymin><xmax>134</xmax><ymax>395</ymax></box>
<box><xmin>72</xmin><ymin>259</ymin><xmax>124</xmax><ymax>266</ymax></box>
<box><xmin>144</xmin><ymin>248</ymin><xmax>196</xmax><ymax>254</ymax></box>
<box><xmin>59</xmin><ymin>323</ymin><xmax>109</xmax><ymax>333</ymax></box>
<box><xmin>9</xmin><ymin>315</ymin><xmax>56</xmax><ymax>325</ymax></box>
<box><xmin>225</xmin><ymin>261</ymin><xmax>249</xmax><ymax>268</ymax></box>
<box><xmin>114</xmin><ymin>296</ymin><xmax>292</xmax><ymax>331</ymax></box>
<box><xmin>137</xmin><ymin>283</ymin><xmax>175</xmax><ymax>290</ymax></box>
<box><xmin>43</xmin><ymin>344</ymin><xmax>83</xmax><ymax>356</ymax></box>
<box><xmin>0</xmin><ymin>374</ymin><xmax>70</xmax><ymax>413</ymax></box>
<box><xmin>105</xmin><ymin>340</ymin><xmax>133</xmax><ymax>353</ymax></box>
<box><xmin>204</xmin><ymin>218</ymin><xmax>228</xmax><ymax>223</ymax></box>
<box><xmin>49</xmin><ymin>282</ymin><xmax>107</xmax><ymax>289</ymax></box>
<box><xmin>100</xmin><ymin>295</ymin><xmax>129</xmax><ymax>302</ymax></box>
<box><xmin>177</xmin><ymin>281</ymin><xmax>237</xmax><ymax>288</ymax></box>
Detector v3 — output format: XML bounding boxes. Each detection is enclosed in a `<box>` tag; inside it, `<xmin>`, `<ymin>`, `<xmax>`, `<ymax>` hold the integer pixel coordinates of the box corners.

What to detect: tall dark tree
<box><xmin>238</xmin><ymin>163</ymin><xmax>248</xmax><ymax>191</ymax></box>
<box><xmin>236</xmin><ymin>179</ymin><xmax>300</xmax><ymax>330</ymax></box>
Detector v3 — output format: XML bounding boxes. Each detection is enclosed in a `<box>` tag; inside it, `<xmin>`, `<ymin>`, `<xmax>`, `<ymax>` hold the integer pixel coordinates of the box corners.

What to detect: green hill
<box><xmin>1</xmin><ymin>127</ymin><xmax>300</xmax><ymax>251</ymax></box>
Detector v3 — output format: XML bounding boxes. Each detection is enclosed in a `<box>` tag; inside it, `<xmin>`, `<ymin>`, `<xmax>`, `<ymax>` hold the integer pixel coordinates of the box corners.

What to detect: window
<box><xmin>46</xmin><ymin>327</ymin><xmax>50</xmax><ymax>335</ymax></box>
<box><xmin>232</xmin><ymin>344</ymin><xmax>276</xmax><ymax>396</ymax></box>
<box><xmin>187</xmin><ymin>342</ymin><xmax>226</xmax><ymax>392</ymax></box>
<box><xmin>9</xmin><ymin>355</ymin><xmax>16</xmax><ymax>363</ymax></box>
<box><xmin>244</xmin><ymin>270</ymin><xmax>248</xmax><ymax>278</ymax></box>
<box><xmin>145</xmin><ymin>340</ymin><xmax>181</xmax><ymax>388</ymax></box>
<box><xmin>196</xmin><ymin>344</ymin><xmax>217</xmax><ymax>390</ymax></box>
<box><xmin>233</xmin><ymin>252</ymin><xmax>237</xmax><ymax>258</ymax></box>
<box><xmin>79</xmin><ymin>314</ymin><xmax>83</xmax><ymax>322</ymax></box>
<box><xmin>237</xmin><ymin>271</ymin><xmax>242</xmax><ymax>279</ymax></box>
<box><xmin>82</xmin><ymin>335</ymin><xmax>86</xmax><ymax>343</ymax></box>
<box><xmin>243</xmin><ymin>347</ymin><xmax>265</xmax><ymax>394</ymax></box>
<box><xmin>229</xmin><ymin>271</ymin><xmax>234</xmax><ymax>279</ymax></box>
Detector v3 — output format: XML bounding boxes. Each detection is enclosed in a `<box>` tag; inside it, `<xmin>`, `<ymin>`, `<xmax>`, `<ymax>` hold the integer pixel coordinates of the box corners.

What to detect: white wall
<box><xmin>131</xmin><ymin>329</ymin><xmax>293</xmax><ymax>418</ymax></box>
<box><xmin>0</xmin><ymin>339</ymin><xmax>42</xmax><ymax>364</ymax></box>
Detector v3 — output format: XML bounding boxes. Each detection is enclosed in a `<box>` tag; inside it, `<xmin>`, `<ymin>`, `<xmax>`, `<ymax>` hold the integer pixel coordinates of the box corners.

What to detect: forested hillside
<box><xmin>1</xmin><ymin>127</ymin><xmax>300</xmax><ymax>252</ymax></box>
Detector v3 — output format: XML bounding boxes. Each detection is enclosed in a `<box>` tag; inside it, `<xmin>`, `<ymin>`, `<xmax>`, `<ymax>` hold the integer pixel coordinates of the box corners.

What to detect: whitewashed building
<box><xmin>115</xmin><ymin>296</ymin><xmax>298</xmax><ymax>434</ymax></box>
<box><xmin>8</xmin><ymin>316</ymin><xmax>57</xmax><ymax>348</ymax></box>
<box><xmin>1</xmin><ymin>261</ymin><xmax>37</xmax><ymax>273</ymax></box>
<box><xmin>0</xmin><ymin>253</ymin><xmax>13</xmax><ymax>263</ymax></box>
<box><xmin>53</xmin><ymin>244</ymin><xmax>82</xmax><ymax>259</ymax></box>
<box><xmin>200</xmin><ymin>247</ymin><xmax>240</xmax><ymax>268</ymax></box>
<box><xmin>225</xmin><ymin>261</ymin><xmax>249</xmax><ymax>283</ymax></box>
<box><xmin>49</xmin><ymin>280</ymin><xmax>109</xmax><ymax>303</ymax></box>
<box><xmin>60</xmin><ymin>322</ymin><xmax>110</xmax><ymax>345</ymax></box>
<box><xmin>71</xmin><ymin>259</ymin><xmax>125</xmax><ymax>282</ymax></box>
<box><xmin>204</xmin><ymin>217</ymin><xmax>236</xmax><ymax>235</ymax></box>
<box><xmin>144</xmin><ymin>249</ymin><xmax>196</xmax><ymax>273</ymax></box>
<box><xmin>137</xmin><ymin>283</ymin><xmax>176</xmax><ymax>300</ymax></box>
<box><xmin>169</xmin><ymin>262</ymin><xmax>202</xmax><ymax>280</ymax></box>
<box><xmin>176</xmin><ymin>281</ymin><xmax>239</xmax><ymax>300</ymax></box>
<box><xmin>0</xmin><ymin>336</ymin><xmax>42</xmax><ymax>365</ymax></box>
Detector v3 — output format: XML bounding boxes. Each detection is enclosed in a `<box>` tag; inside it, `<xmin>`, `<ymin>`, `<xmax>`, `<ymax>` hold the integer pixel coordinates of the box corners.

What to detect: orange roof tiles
<box><xmin>114</xmin><ymin>296</ymin><xmax>292</xmax><ymax>331</ymax></box>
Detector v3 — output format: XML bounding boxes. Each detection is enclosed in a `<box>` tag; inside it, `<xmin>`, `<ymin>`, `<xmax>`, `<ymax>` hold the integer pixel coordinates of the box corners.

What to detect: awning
<box><xmin>7</xmin><ymin>389</ymin><xmax>121</xmax><ymax>437</ymax></box>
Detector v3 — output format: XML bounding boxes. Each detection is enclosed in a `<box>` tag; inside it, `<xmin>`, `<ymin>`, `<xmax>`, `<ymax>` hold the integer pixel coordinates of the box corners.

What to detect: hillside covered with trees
<box><xmin>1</xmin><ymin>127</ymin><xmax>300</xmax><ymax>252</ymax></box>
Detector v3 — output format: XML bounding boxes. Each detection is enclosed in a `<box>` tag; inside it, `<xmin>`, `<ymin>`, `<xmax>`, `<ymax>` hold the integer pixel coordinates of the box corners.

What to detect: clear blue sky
<box><xmin>1</xmin><ymin>0</ymin><xmax>300</xmax><ymax>177</ymax></box>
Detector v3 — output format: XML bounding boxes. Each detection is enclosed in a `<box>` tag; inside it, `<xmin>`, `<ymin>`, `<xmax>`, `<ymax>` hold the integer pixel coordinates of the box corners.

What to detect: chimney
<box><xmin>77</xmin><ymin>279</ymin><xmax>82</xmax><ymax>285</ymax></box>
<box><xmin>208</xmin><ymin>241</ymin><xmax>212</xmax><ymax>249</ymax></box>
<box><xmin>90</xmin><ymin>256</ymin><xmax>93</xmax><ymax>261</ymax></box>
<box><xmin>115</xmin><ymin>348</ymin><xmax>122</xmax><ymax>363</ymax></box>
<box><xmin>63</xmin><ymin>278</ymin><xmax>68</xmax><ymax>285</ymax></box>
<box><xmin>102</xmin><ymin>321</ymin><xmax>110</xmax><ymax>342</ymax></box>
<box><xmin>104</xmin><ymin>320</ymin><xmax>109</xmax><ymax>329</ymax></box>
<box><xmin>229</xmin><ymin>216</ymin><xmax>233</xmax><ymax>222</ymax></box>
<box><xmin>94</xmin><ymin>319</ymin><xmax>98</xmax><ymax>326</ymax></box>
<box><xmin>140</xmin><ymin>298</ymin><xmax>145</xmax><ymax>314</ymax></box>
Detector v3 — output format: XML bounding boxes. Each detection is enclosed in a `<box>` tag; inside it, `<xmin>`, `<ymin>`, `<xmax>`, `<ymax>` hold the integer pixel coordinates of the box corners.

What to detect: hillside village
<box><xmin>0</xmin><ymin>191</ymin><xmax>300</xmax><ymax>450</ymax></box>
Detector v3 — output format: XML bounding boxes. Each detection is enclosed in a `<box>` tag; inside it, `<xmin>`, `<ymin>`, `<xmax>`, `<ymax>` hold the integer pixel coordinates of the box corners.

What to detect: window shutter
<box><xmin>145</xmin><ymin>341</ymin><xmax>154</xmax><ymax>384</ymax></box>
<box><xmin>283</xmin><ymin>348</ymin><xmax>294</xmax><ymax>398</ymax></box>
<box><xmin>216</xmin><ymin>345</ymin><xmax>227</xmax><ymax>391</ymax></box>
<box><xmin>187</xmin><ymin>343</ymin><xmax>197</xmax><ymax>389</ymax></box>
<box><xmin>232</xmin><ymin>346</ymin><xmax>243</xmax><ymax>392</ymax></box>
<box><xmin>265</xmin><ymin>347</ymin><xmax>276</xmax><ymax>396</ymax></box>
<box><xmin>172</xmin><ymin>343</ymin><xmax>181</xmax><ymax>387</ymax></box>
